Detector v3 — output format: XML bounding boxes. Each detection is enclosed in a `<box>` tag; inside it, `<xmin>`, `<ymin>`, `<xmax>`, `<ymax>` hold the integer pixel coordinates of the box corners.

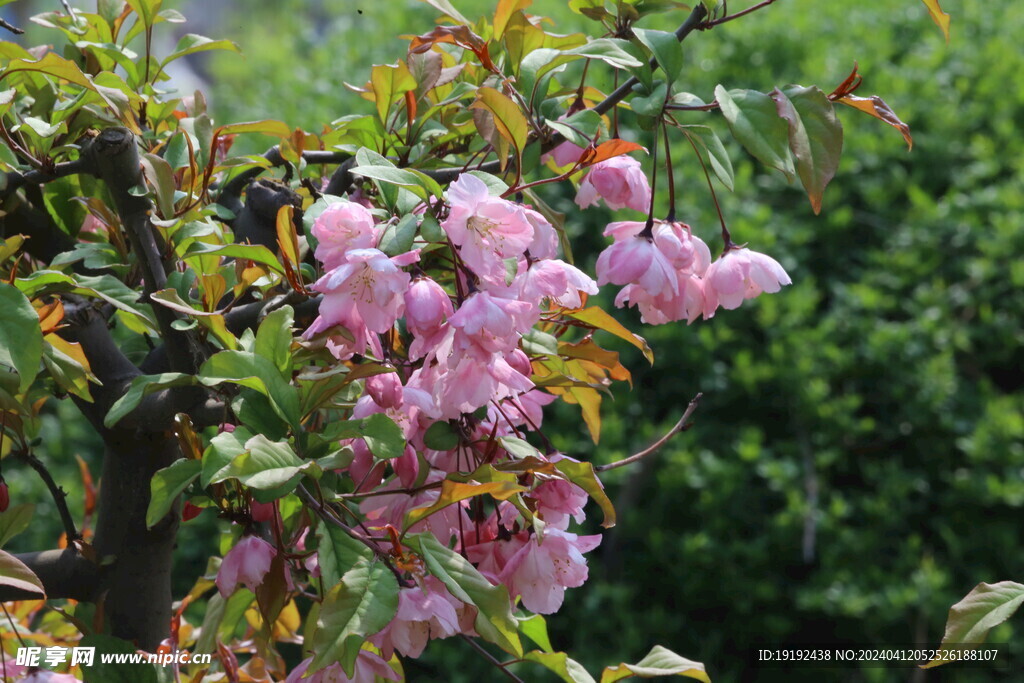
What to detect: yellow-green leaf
<box><xmin>921</xmin><ymin>0</ymin><xmax>950</xmax><ymax>42</ymax></box>
<box><xmin>601</xmin><ymin>646</ymin><xmax>710</xmax><ymax>683</ymax></box>
<box><xmin>565</xmin><ymin>306</ymin><xmax>654</xmax><ymax>364</ymax></box>
<box><xmin>370</xmin><ymin>61</ymin><xmax>417</xmax><ymax>125</ymax></box>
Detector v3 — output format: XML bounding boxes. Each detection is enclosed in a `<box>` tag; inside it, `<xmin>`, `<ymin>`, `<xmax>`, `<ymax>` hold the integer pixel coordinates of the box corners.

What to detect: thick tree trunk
<box><xmin>92</xmin><ymin>432</ymin><xmax>180</xmax><ymax>650</ymax></box>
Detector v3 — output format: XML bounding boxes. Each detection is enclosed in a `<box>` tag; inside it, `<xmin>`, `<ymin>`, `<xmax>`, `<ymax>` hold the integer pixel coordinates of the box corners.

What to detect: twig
<box><xmin>592</xmin><ymin>4</ymin><xmax>709</xmax><ymax>117</ymax></box>
<box><xmin>295</xmin><ymin>484</ymin><xmax>412</xmax><ymax>588</ymax></box>
<box><xmin>596</xmin><ymin>393</ymin><xmax>702</xmax><ymax>472</ymax></box>
<box><xmin>702</xmin><ymin>0</ymin><xmax>780</xmax><ymax>27</ymax></box>
<box><xmin>459</xmin><ymin>635</ymin><xmax>526</xmax><ymax>683</ymax></box>
<box><xmin>59</xmin><ymin>0</ymin><xmax>77</xmax><ymax>23</ymax></box>
<box><xmin>0</xmin><ymin>17</ymin><xmax>24</xmax><ymax>35</ymax></box>
<box><xmin>18</xmin><ymin>449</ymin><xmax>80</xmax><ymax>542</ymax></box>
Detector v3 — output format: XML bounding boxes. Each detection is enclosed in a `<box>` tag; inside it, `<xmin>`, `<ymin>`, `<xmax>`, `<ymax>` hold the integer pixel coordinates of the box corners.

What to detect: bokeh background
<box><xmin>3</xmin><ymin>0</ymin><xmax>1023</xmax><ymax>681</ymax></box>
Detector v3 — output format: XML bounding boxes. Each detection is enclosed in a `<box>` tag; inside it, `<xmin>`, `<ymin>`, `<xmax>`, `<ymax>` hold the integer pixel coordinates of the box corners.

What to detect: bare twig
<box><xmin>18</xmin><ymin>449</ymin><xmax>80</xmax><ymax>542</ymax></box>
<box><xmin>702</xmin><ymin>0</ymin><xmax>780</xmax><ymax>27</ymax></box>
<box><xmin>459</xmin><ymin>635</ymin><xmax>526</xmax><ymax>683</ymax></box>
<box><xmin>0</xmin><ymin>17</ymin><xmax>23</xmax><ymax>35</ymax></box>
<box><xmin>596</xmin><ymin>393</ymin><xmax>702</xmax><ymax>472</ymax></box>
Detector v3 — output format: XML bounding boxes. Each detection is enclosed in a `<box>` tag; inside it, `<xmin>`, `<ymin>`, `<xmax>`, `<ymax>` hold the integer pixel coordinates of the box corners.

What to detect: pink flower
<box><xmin>575</xmin><ymin>156</ymin><xmax>651</xmax><ymax>213</ymax></box>
<box><xmin>514</xmin><ymin>259</ymin><xmax>598</xmax><ymax>311</ymax></box>
<box><xmin>285</xmin><ymin>651</ymin><xmax>399</xmax><ymax>683</ymax></box>
<box><xmin>442</xmin><ymin>174</ymin><xmax>534</xmax><ymax>284</ymax></box>
<box><xmin>544</xmin><ymin>140</ymin><xmax>585</xmax><ymax>167</ymax></box>
<box><xmin>216</xmin><ymin>534</ymin><xmax>276</xmax><ymax>597</ymax></box>
<box><xmin>595</xmin><ymin>225</ymin><xmax>678</xmax><ymax>296</ymax></box>
<box><xmin>310</xmin><ymin>248</ymin><xmax>417</xmax><ymax>334</ymax></box>
<box><xmin>311</xmin><ymin>201</ymin><xmax>381</xmax><ymax>270</ymax></box>
<box><xmin>404</xmin><ymin>276</ymin><xmax>454</xmax><ymax>360</ymax></box>
<box><xmin>499</xmin><ymin>528</ymin><xmax>601</xmax><ymax>614</ymax></box>
<box><xmin>524</xmin><ymin>207</ymin><xmax>559</xmax><ymax>260</ymax></box>
<box><xmin>372</xmin><ymin>577</ymin><xmax>463</xmax><ymax>658</ymax></box>
<box><xmin>615</xmin><ymin>274</ymin><xmax>705</xmax><ymax>325</ymax></box>
<box><xmin>448</xmin><ymin>291</ymin><xmax>536</xmax><ymax>357</ymax></box>
<box><xmin>702</xmin><ymin>247</ymin><xmax>792</xmax><ymax>318</ymax></box>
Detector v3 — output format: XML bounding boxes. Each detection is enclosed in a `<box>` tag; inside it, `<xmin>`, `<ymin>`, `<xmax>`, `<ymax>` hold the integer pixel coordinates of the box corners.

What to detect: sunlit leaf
<box><xmin>309</xmin><ymin>560</ymin><xmax>399</xmax><ymax>676</ymax></box>
<box><xmin>405</xmin><ymin>479</ymin><xmax>527</xmax><ymax>527</ymax></box>
<box><xmin>838</xmin><ymin>94</ymin><xmax>913</xmax><ymax>150</ymax></box>
<box><xmin>920</xmin><ymin>0</ymin><xmax>950</xmax><ymax>42</ymax></box>
<box><xmin>921</xmin><ymin>581</ymin><xmax>1024</xmax><ymax>669</ymax></box>
<box><xmin>565</xmin><ymin>306</ymin><xmax>654</xmax><ymax>364</ymax></box>
<box><xmin>601</xmin><ymin>645</ymin><xmax>710</xmax><ymax>683</ymax></box>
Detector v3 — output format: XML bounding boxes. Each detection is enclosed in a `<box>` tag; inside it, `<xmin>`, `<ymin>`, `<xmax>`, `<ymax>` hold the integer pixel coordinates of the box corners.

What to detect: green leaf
<box><xmin>0</xmin><ymin>548</ymin><xmax>45</xmax><ymax>598</ymax></box>
<box><xmin>316</xmin><ymin>522</ymin><xmax>374</xmax><ymax>589</ymax></box>
<box><xmin>199</xmin><ymin>351</ymin><xmax>301</xmax><ymax>429</ymax></box>
<box><xmin>423</xmin><ymin>420</ymin><xmax>460</xmax><ymax>451</ymax></box>
<box><xmin>201</xmin><ymin>428</ymin><xmax>249</xmax><ymax>488</ymax></box>
<box><xmin>471</xmin><ymin>86</ymin><xmax>530</xmax><ymax>169</ymax></box>
<box><xmin>922</xmin><ymin>581</ymin><xmax>1024</xmax><ymax>668</ymax></box>
<box><xmin>771</xmin><ymin>86</ymin><xmax>843</xmax><ymax>214</ymax></box>
<box><xmin>630</xmin><ymin>81</ymin><xmax>668</xmax><ymax>118</ymax></box>
<box><xmin>147</xmin><ymin>459</ymin><xmax>201</xmax><ymax>528</ymax></box>
<box><xmin>216</xmin><ymin>435</ymin><xmax>318</xmax><ymax>490</ymax></box>
<box><xmin>0</xmin><ymin>504</ymin><xmax>34</xmax><ymax>548</ymax></box>
<box><xmin>525</xmin><ymin>650</ymin><xmax>598</xmax><ymax>683</ymax></box>
<box><xmin>714</xmin><ymin>85</ymin><xmax>795</xmax><ymax>181</ymax></box>
<box><xmin>0</xmin><ymin>283</ymin><xmax>43</xmax><ymax>393</ymax></box>
<box><xmin>161</xmin><ymin>33</ymin><xmax>239</xmax><ymax>69</ymax></box>
<box><xmin>554</xmin><ymin>459</ymin><xmax>616</xmax><ymax>528</ymax></box>
<box><xmin>498</xmin><ymin>435</ymin><xmax>542</xmax><ymax>459</ymax></box>
<box><xmin>182</xmin><ymin>242</ymin><xmax>285</xmax><ymax>274</ymax></box>
<box><xmin>324</xmin><ymin>413</ymin><xmax>406</xmax><ymax>460</ymax></box>
<box><xmin>519</xmin><ymin>614</ymin><xmax>554</xmax><ymax>653</ymax></box>
<box><xmin>353</xmin><ymin>164</ymin><xmax>441</xmax><ymax>202</ymax></box>
<box><xmin>125</xmin><ymin>0</ymin><xmax>163</xmax><ymax>29</ymax></box>
<box><xmin>405</xmin><ymin>532</ymin><xmax>522</xmax><ymax>655</ymax></box>
<box><xmin>254</xmin><ymin>305</ymin><xmax>294</xmax><ymax>376</ymax></box>
<box><xmin>309</xmin><ymin>560</ymin><xmax>399</xmax><ymax>676</ymax></box>
<box><xmin>632</xmin><ymin>29</ymin><xmax>683</xmax><ymax>83</ymax></box>
<box><xmin>680</xmin><ymin>125</ymin><xmax>734</xmax><ymax>191</ymax></box>
<box><xmin>567</xmin><ymin>39</ymin><xmax>644</xmax><ymax>69</ymax></box>
<box><xmin>104</xmin><ymin>373</ymin><xmax>196</xmax><ymax>428</ymax></box>
<box><xmin>601</xmin><ymin>645</ymin><xmax>710</xmax><ymax>683</ymax></box>
<box><xmin>378</xmin><ymin>214</ymin><xmax>418</xmax><ymax>256</ymax></box>
<box><xmin>140</xmin><ymin>153</ymin><xmax>176</xmax><ymax>218</ymax></box>
<box><xmin>80</xmin><ymin>634</ymin><xmax>159</xmax><ymax>683</ymax></box>
<box><xmin>370</xmin><ymin>61</ymin><xmax>417</xmax><ymax>125</ymax></box>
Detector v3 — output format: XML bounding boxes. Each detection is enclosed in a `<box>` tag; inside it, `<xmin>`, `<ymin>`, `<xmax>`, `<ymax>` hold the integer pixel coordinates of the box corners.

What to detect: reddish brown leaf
<box><xmin>409</xmin><ymin>25</ymin><xmax>495</xmax><ymax>72</ymax></box>
<box><xmin>579</xmin><ymin>139</ymin><xmax>645</xmax><ymax>167</ymax></box>
<box><xmin>829</xmin><ymin>62</ymin><xmax>863</xmax><ymax>100</ymax></box>
<box><xmin>839</xmin><ymin>94</ymin><xmax>913</xmax><ymax>150</ymax></box>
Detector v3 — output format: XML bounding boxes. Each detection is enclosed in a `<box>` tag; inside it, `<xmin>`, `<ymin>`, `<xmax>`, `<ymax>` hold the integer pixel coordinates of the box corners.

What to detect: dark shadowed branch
<box><xmin>0</xmin><ymin>549</ymin><xmax>99</xmax><ymax>602</ymax></box>
<box><xmin>17</xmin><ymin>449</ymin><xmax>79</xmax><ymax>542</ymax></box>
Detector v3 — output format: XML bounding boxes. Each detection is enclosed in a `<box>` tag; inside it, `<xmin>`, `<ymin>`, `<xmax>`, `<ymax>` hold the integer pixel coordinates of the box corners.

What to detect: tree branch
<box><xmin>596</xmin><ymin>393</ymin><xmax>702</xmax><ymax>472</ymax></box>
<box><xmin>0</xmin><ymin>549</ymin><xmax>99</xmax><ymax>602</ymax></box>
<box><xmin>17</xmin><ymin>449</ymin><xmax>79</xmax><ymax>542</ymax></box>
<box><xmin>87</xmin><ymin>127</ymin><xmax>205</xmax><ymax>374</ymax></box>
<box><xmin>592</xmin><ymin>4</ymin><xmax>708</xmax><ymax>117</ymax></box>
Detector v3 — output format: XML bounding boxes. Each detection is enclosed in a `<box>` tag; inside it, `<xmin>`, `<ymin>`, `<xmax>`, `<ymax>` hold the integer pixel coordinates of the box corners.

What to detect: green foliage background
<box><xmin>5</xmin><ymin>0</ymin><xmax>1023</xmax><ymax>680</ymax></box>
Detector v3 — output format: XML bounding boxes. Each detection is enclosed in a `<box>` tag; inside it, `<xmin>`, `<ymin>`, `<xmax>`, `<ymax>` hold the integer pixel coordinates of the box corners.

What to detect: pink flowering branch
<box><xmin>596</xmin><ymin>393</ymin><xmax>702</xmax><ymax>472</ymax></box>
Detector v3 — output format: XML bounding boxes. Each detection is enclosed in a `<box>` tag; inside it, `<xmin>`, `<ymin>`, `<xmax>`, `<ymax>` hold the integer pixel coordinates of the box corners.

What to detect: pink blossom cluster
<box><xmin>215</xmin><ymin>156</ymin><xmax>792</xmax><ymax>672</ymax></box>
<box><xmin>568</xmin><ymin>153</ymin><xmax>791</xmax><ymax>322</ymax></box>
